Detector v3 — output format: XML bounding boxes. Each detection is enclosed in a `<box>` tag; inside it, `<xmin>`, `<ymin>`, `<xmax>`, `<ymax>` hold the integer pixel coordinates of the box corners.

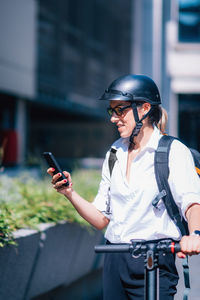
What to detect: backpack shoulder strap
<box><xmin>190</xmin><ymin>148</ymin><xmax>200</xmax><ymax>176</ymax></box>
<box><xmin>105</xmin><ymin>148</ymin><xmax>117</xmax><ymax>215</ymax></box>
<box><xmin>154</xmin><ymin>135</ymin><xmax>188</xmax><ymax>236</ymax></box>
<box><xmin>155</xmin><ymin>135</ymin><xmax>191</xmax><ymax>300</ymax></box>
<box><xmin>108</xmin><ymin>148</ymin><xmax>117</xmax><ymax>177</ymax></box>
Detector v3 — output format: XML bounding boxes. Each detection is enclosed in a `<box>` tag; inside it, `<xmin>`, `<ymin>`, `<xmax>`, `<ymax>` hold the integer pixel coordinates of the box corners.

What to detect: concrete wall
<box><xmin>0</xmin><ymin>222</ymin><xmax>104</xmax><ymax>300</ymax></box>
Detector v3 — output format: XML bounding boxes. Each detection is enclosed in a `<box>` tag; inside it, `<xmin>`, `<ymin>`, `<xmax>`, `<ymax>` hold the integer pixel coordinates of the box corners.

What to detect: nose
<box><xmin>110</xmin><ymin>112</ymin><xmax>119</xmax><ymax>123</ymax></box>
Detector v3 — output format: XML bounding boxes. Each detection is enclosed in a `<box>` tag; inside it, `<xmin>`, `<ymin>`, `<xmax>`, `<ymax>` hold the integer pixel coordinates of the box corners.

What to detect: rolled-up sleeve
<box><xmin>169</xmin><ymin>140</ymin><xmax>200</xmax><ymax>219</ymax></box>
<box><xmin>92</xmin><ymin>150</ymin><xmax>111</xmax><ymax>217</ymax></box>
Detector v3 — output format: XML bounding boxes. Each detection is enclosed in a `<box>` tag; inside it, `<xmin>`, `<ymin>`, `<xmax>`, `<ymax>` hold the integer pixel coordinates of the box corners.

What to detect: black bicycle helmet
<box><xmin>99</xmin><ymin>74</ymin><xmax>161</xmax><ymax>146</ymax></box>
<box><xmin>99</xmin><ymin>74</ymin><xmax>161</xmax><ymax>104</ymax></box>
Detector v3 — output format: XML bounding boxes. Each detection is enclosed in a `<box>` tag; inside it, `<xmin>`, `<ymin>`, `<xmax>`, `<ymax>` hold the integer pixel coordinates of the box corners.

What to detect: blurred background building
<box><xmin>0</xmin><ymin>0</ymin><xmax>200</xmax><ymax>169</ymax></box>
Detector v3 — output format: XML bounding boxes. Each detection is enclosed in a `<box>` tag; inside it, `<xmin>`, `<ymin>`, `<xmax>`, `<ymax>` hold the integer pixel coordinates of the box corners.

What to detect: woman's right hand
<box><xmin>47</xmin><ymin>168</ymin><xmax>73</xmax><ymax>197</ymax></box>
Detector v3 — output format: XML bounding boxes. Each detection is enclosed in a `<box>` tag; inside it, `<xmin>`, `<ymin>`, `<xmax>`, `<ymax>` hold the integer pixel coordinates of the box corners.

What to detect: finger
<box><xmin>180</xmin><ymin>236</ymin><xmax>200</xmax><ymax>255</ymax></box>
<box><xmin>63</xmin><ymin>171</ymin><xmax>71</xmax><ymax>180</ymax></box>
<box><xmin>51</xmin><ymin>172</ymin><xmax>63</xmax><ymax>184</ymax></box>
<box><xmin>177</xmin><ymin>251</ymin><xmax>186</xmax><ymax>259</ymax></box>
<box><xmin>189</xmin><ymin>237</ymin><xmax>200</xmax><ymax>254</ymax></box>
<box><xmin>53</xmin><ymin>178</ymin><xmax>70</xmax><ymax>190</ymax></box>
<box><xmin>62</xmin><ymin>171</ymin><xmax>72</xmax><ymax>185</ymax></box>
<box><xmin>180</xmin><ymin>235</ymin><xmax>190</xmax><ymax>253</ymax></box>
<box><xmin>47</xmin><ymin>167</ymin><xmax>55</xmax><ymax>176</ymax></box>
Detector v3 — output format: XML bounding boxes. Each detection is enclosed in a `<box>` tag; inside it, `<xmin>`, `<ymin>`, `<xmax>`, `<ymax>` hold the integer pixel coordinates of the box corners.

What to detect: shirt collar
<box><xmin>144</xmin><ymin>126</ymin><xmax>163</xmax><ymax>151</ymax></box>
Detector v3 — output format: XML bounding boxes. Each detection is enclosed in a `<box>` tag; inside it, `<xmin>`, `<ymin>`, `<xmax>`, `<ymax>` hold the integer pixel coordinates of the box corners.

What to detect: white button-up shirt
<box><xmin>92</xmin><ymin>126</ymin><xmax>200</xmax><ymax>243</ymax></box>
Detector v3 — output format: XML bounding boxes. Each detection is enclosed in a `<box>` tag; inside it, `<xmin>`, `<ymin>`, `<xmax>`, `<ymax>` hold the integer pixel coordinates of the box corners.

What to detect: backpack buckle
<box><xmin>152</xmin><ymin>190</ymin><xmax>167</xmax><ymax>209</ymax></box>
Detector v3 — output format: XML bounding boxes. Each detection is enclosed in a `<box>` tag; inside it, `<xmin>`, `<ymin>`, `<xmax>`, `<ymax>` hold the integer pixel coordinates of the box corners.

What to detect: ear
<box><xmin>142</xmin><ymin>102</ymin><xmax>151</xmax><ymax>113</ymax></box>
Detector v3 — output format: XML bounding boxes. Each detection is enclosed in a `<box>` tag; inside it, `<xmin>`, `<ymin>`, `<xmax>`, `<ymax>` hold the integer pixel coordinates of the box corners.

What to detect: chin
<box><xmin>118</xmin><ymin>127</ymin><xmax>132</xmax><ymax>138</ymax></box>
<box><xmin>119</xmin><ymin>132</ymin><xmax>130</xmax><ymax>138</ymax></box>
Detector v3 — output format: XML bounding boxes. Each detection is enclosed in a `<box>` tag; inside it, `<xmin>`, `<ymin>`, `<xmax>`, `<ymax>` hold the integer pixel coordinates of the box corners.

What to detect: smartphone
<box><xmin>43</xmin><ymin>152</ymin><xmax>69</xmax><ymax>187</ymax></box>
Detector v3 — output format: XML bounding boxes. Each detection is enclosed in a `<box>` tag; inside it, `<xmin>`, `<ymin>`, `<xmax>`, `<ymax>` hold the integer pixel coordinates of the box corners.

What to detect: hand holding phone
<box><xmin>43</xmin><ymin>152</ymin><xmax>69</xmax><ymax>187</ymax></box>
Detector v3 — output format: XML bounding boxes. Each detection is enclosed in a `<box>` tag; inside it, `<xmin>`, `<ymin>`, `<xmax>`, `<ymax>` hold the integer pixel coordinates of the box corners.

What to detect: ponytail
<box><xmin>147</xmin><ymin>105</ymin><xmax>162</xmax><ymax>128</ymax></box>
<box><xmin>157</xmin><ymin>107</ymin><xmax>168</xmax><ymax>134</ymax></box>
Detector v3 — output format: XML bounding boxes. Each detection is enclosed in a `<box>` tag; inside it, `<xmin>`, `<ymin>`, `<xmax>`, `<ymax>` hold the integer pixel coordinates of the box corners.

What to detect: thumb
<box><xmin>177</xmin><ymin>251</ymin><xmax>186</xmax><ymax>259</ymax></box>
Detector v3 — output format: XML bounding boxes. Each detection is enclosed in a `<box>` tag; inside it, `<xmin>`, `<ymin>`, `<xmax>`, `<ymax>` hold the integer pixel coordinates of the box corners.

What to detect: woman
<box><xmin>48</xmin><ymin>75</ymin><xmax>200</xmax><ymax>300</ymax></box>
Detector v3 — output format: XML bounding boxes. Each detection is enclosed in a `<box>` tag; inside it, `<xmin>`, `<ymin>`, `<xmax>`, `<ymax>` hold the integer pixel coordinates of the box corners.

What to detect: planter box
<box><xmin>0</xmin><ymin>222</ymin><xmax>104</xmax><ymax>300</ymax></box>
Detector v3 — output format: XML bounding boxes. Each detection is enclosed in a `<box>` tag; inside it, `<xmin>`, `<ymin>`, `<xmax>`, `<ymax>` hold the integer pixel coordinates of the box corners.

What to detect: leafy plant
<box><xmin>0</xmin><ymin>169</ymin><xmax>101</xmax><ymax>247</ymax></box>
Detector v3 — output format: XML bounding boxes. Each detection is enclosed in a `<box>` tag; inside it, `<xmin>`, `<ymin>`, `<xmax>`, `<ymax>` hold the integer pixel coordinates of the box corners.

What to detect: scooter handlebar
<box><xmin>95</xmin><ymin>240</ymin><xmax>181</xmax><ymax>254</ymax></box>
<box><xmin>95</xmin><ymin>244</ymin><xmax>130</xmax><ymax>253</ymax></box>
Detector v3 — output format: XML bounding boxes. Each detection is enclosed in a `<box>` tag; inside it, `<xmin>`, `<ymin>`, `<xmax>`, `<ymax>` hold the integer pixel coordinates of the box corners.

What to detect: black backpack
<box><xmin>154</xmin><ymin>135</ymin><xmax>200</xmax><ymax>236</ymax></box>
<box><xmin>108</xmin><ymin>135</ymin><xmax>200</xmax><ymax>236</ymax></box>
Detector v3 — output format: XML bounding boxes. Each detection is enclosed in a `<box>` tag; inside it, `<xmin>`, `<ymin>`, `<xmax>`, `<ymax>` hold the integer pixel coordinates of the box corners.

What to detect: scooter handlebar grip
<box><xmin>170</xmin><ymin>242</ymin><xmax>181</xmax><ymax>253</ymax></box>
<box><xmin>95</xmin><ymin>244</ymin><xmax>130</xmax><ymax>253</ymax></box>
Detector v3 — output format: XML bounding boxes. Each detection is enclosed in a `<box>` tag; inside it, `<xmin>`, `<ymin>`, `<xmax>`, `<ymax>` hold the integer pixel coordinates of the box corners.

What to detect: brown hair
<box><xmin>157</xmin><ymin>107</ymin><xmax>168</xmax><ymax>134</ymax></box>
<box><xmin>133</xmin><ymin>102</ymin><xmax>165</xmax><ymax>130</ymax></box>
<box><xmin>147</xmin><ymin>105</ymin><xmax>162</xmax><ymax>128</ymax></box>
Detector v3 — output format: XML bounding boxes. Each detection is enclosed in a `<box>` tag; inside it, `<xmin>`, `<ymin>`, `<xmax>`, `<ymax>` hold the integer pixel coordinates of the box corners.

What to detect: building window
<box><xmin>179</xmin><ymin>94</ymin><xmax>200</xmax><ymax>151</ymax></box>
<box><xmin>37</xmin><ymin>0</ymin><xmax>131</xmax><ymax>110</ymax></box>
<box><xmin>178</xmin><ymin>0</ymin><xmax>200</xmax><ymax>42</ymax></box>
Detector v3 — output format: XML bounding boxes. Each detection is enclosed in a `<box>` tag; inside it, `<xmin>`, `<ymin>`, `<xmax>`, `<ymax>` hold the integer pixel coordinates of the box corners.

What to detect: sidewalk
<box><xmin>175</xmin><ymin>255</ymin><xmax>200</xmax><ymax>300</ymax></box>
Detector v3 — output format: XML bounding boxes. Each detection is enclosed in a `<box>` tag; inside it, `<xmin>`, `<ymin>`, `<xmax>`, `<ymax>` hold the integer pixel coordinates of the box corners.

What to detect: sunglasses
<box><xmin>107</xmin><ymin>104</ymin><xmax>132</xmax><ymax>116</ymax></box>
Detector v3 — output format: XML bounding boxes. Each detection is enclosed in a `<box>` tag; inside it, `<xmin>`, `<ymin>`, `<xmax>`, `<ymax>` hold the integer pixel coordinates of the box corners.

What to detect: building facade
<box><xmin>131</xmin><ymin>0</ymin><xmax>200</xmax><ymax>150</ymax></box>
<box><xmin>0</xmin><ymin>0</ymin><xmax>132</xmax><ymax>168</ymax></box>
<box><xmin>0</xmin><ymin>0</ymin><xmax>200</xmax><ymax>169</ymax></box>
<box><xmin>167</xmin><ymin>0</ymin><xmax>200</xmax><ymax>150</ymax></box>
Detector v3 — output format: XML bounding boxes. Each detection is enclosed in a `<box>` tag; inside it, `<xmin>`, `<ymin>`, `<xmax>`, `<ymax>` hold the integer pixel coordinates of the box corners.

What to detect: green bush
<box><xmin>0</xmin><ymin>169</ymin><xmax>101</xmax><ymax>247</ymax></box>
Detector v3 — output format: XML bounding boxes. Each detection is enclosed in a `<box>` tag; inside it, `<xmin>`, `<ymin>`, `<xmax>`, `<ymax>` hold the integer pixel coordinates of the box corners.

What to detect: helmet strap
<box><xmin>129</xmin><ymin>103</ymin><xmax>153</xmax><ymax>147</ymax></box>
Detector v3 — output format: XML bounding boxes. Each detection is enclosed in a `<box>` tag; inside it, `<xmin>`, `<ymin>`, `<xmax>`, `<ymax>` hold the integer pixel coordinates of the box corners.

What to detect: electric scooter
<box><xmin>95</xmin><ymin>239</ymin><xmax>181</xmax><ymax>300</ymax></box>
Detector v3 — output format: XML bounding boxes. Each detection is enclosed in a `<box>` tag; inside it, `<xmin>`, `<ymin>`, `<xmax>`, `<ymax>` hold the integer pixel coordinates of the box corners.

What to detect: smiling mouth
<box><xmin>117</xmin><ymin>125</ymin><xmax>124</xmax><ymax>132</ymax></box>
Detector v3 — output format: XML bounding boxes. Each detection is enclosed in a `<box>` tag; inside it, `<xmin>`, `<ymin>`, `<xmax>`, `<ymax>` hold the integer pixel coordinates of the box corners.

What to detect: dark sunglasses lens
<box><xmin>107</xmin><ymin>107</ymin><xmax>125</xmax><ymax>116</ymax></box>
<box><xmin>115</xmin><ymin>107</ymin><xmax>122</xmax><ymax>116</ymax></box>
